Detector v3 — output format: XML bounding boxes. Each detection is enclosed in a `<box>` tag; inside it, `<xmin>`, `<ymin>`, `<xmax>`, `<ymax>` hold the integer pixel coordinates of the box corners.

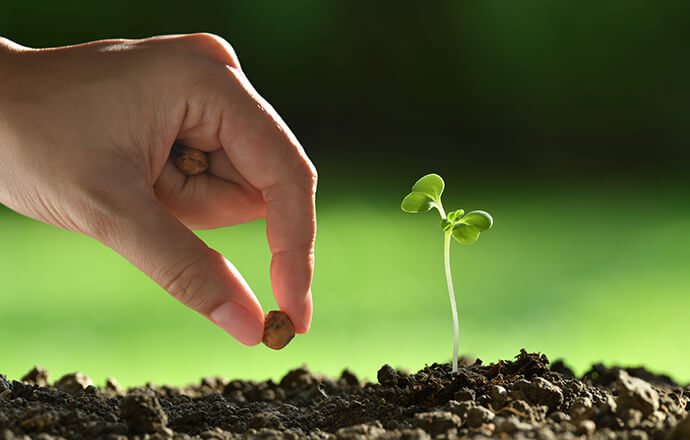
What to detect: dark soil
<box><xmin>1</xmin><ymin>350</ymin><xmax>689</xmax><ymax>439</ymax></box>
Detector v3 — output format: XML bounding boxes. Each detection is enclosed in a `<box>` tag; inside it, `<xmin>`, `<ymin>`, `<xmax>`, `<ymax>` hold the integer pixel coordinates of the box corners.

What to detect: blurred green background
<box><xmin>1</xmin><ymin>1</ymin><xmax>689</xmax><ymax>386</ymax></box>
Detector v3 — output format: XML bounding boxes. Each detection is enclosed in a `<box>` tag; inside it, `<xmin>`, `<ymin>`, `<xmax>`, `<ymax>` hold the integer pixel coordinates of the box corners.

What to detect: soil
<box><xmin>1</xmin><ymin>350</ymin><xmax>689</xmax><ymax>440</ymax></box>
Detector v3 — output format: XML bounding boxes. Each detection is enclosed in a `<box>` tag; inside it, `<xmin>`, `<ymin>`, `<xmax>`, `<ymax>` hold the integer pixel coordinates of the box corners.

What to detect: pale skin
<box><xmin>0</xmin><ymin>34</ymin><xmax>316</xmax><ymax>346</ymax></box>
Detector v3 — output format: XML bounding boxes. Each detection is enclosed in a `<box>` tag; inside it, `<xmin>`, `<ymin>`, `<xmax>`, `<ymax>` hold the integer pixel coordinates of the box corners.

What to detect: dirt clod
<box><xmin>0</xmin><ymin>375</ymin><xmax>10</xmax><ymax>394</ymax></box>
<box><xmin>511</xmin><ymin>377</ymin><xmax>563</xmax><ymax>410</ymax></box>
<box><xmin>377</xmin><ymin>364</ymin><xmax>398</xmax><ymax>386</ymax></box>
<box><xmin>412</xmin><ymin>411</ymin><xmax>462</xmax><ymax>435</ymax></box>
<box><xmin>105</xmin><ymin>377</ymin><xmax>123</xmax><ymax>394</ymax></box>
<box><xmin>120</xmin><ymin>389</ymin><xmax>169</xmax><ymax>434</ymax></box>
<box><xmin>20</xmin><ymin>366</ymin><xmax>49</xmax><ymax>387</ymax></box>
<box><xmin>54</xmin><ymin>372</ymin><xmax>92</xmax><ymax>396</ymax></box>
<box><xmin>172</xmin><ymin>143</ymin><xmax>209</xmax><ymax>176</ymax></box>
<box><xmin>466</xmin><ymin>405</ymin><xmax>494</xmax><ymax>428</ymax></box>
<box><xmin>1</xmin><ymin>350</ymin><xmax>688</xmax><ymax>439</ymax></box>
<box><xmin>262</xmin><ymin>310</ymin><xmax>295</xmax><ymax>350</ymax></box>
<box><xmin>616</xmin><ymin>369</ymin><xmax>660</xmax><ymax>416</ymax></box>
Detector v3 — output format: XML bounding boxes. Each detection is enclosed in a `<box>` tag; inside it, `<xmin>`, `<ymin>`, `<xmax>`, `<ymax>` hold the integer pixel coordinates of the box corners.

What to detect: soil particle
<box><xmin>54</xmin><ymin>372</ymin><xmax>92</xmax><ymax>396</ymax></box>
<box><xmin>630</xmin><ymin>429</ymin><xmax>650</xmax><ymax>440</ymax></box>
<box><xmin>105</xmin><ymin>377</ymin><xmax>124</xmax><ymax>395</ymax></box>
<box><xmin>377</xmin><ymin>365</ymin><xmax>398</xmax><ymax>387</ymax></box>
<box><xmin>412</xmin><ymin>412</ymin><xmax>461</xmax><ymax>436</ymax></box>
<box><xmin>9</xmin><ymin>381</ymin><xmax>32</xmax><ymax>400</ymax></box>
<box><xmin>494</xmin><ymin>415</ymin><xmax>534</xmax><ymax>435</ymax></box>
<box><xmin>20</xmin><ymin>367</ymin><xmax>49</xmax><ymax>388</ymax></box>
<box><xmin>574</xmin><ymin>419</ymin><xmax>595</xmax><ymax>436</ymax></box>
<box><xmin>120</xmin><ymin>389</ymin><xmax>170</xmax><ymax>434</ymax></box>
<box><xmin>0</xmin><ymin>375</ymin><xmax>10</xmax><ymax>394</ymax></box>
<box><xmin>1</xmin><ymin>350</ymin><xmax>688</xmax><ymax>439</ymax></box>
<box><xmin>615</xmin><ymin>369</ymin><xmax>660</xmax><ymax>416</ymax></box>
<box><xmin>510</xmin><ymin>377</ymin><xmax>563</xmax><ymax>410</ymax></box>
<box><xmin>335</xmin><ymin>421</ymin><xmax>386</xmax><ymax>439</ymax></box>
<box><xmin>338</xmin><ymin>370</ymin><xmax>359</xmax><ymax>388</ymax></box>
<box><xmin>465</xmin><ymin>406</ymin><xmax>494</xmax><ymax>428</ymax></box>
<box><xmin>455</xmin><ymin>387</ymin><xmax>476</xmax><ymax>403</ymax></box>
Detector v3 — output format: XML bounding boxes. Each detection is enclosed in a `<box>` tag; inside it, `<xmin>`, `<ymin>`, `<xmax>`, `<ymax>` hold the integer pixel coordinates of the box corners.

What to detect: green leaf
<box><xmin>411</xmin><ymin>174</ymin><xmax>444</xmax><ymax>202</ymax></box>
<box><xmin>447</xmin><ymin>209</ymin><xmax>465</xmax><ymax>223</ymax></box>
<box><xmin>452</xmin><ymin>224</ymin><xmax>481</xmax><ymax>244</ymax></box>
<box><xmin>401</xmin><ymin>191</ymin><xmax>435</xmax><ymax>213</ymax></box>
<box><xmin>458</xmin><ymin>210</ymin><xmax>493</xmax><ymax>231</ymax></box>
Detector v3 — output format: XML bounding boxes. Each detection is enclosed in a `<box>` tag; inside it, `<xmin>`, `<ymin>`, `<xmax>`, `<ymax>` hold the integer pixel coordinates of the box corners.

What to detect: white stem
<box><xmin>444</xmin><ymin>231</ymin><xmax>460</xmax><ymax>374</ymax></box>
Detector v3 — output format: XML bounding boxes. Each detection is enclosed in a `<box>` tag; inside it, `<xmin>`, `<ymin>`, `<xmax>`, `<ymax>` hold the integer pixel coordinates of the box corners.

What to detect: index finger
<box><xmin>211</xmin><ymin>66</ymin><xmax>317</xmax><ymax>333</ymax></box>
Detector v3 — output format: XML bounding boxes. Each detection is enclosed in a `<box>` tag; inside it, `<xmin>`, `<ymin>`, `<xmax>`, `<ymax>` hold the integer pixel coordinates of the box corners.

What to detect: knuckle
<box><xmin>157</xmin><ymin>255</ymin><xmax>210</xmax><ymax>312</ymax></box>
<box><xmin>295</xmin><ymin>160</ymin><xmax>318</xmax><ymax>194</ymax></box>
<box><xmin>183</xmin><ymin>33</ymin><xmax>240</xmax><ymax>67</ymax></box>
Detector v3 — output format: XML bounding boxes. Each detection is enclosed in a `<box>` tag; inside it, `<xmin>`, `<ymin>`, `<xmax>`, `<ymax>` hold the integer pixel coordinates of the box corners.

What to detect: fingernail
<box><xmin>210</xmin><ymin>302</ymin><xmax>263</xmax><ymax>346</ymax></box>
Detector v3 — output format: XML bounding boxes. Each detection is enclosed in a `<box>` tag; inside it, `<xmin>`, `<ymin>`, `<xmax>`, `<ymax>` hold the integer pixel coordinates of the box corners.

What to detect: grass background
<box><xmin>2</xmin><ymin>172</ymin><xmax>689</xmax><ymax>386</ymax></box>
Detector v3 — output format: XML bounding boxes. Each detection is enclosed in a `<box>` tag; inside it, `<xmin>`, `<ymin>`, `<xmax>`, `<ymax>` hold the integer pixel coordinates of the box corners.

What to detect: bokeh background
<box><xmin>2</xmin><ymin>1</ymin><xmax>689</xmax><ymax>386</ymax></box>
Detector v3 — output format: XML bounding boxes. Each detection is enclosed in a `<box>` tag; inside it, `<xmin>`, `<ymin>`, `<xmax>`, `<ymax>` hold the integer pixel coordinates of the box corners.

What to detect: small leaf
<box><xmin>446</xmin><ymin>209</ymin><xmax>465</xmax><ymax>223</ymax></box>
<box><xmin>458</xmin><ymin>210</ymin><xmax>493</xmax><ymax>231</ymax></box>
<box><xmin>452</xmin><ymin>224</ymin><xmax>480</xmax><ymax>244</ymax></box>
<box><xmin>411</xmin><ymin>174</ymin><xmax>444</xmax><ymax>202</ymax></box>
<box><xmin>401</xmin><ymin>191</ymin><xmax>435</xmax><ymax>213</ymax></box>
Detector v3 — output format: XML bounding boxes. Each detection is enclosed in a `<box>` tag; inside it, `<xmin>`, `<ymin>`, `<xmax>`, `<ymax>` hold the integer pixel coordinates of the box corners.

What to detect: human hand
<box><xmin>0</xmin><ymin>34</ymin><xmax>316</xmax><ymax>346</ymax></box>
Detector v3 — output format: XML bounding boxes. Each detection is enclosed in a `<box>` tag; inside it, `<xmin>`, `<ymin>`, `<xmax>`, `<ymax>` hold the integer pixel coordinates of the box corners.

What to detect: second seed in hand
<box><xmin>172</xmin><ymin>142</ymin><xmax>209</xmax><ymax>176</ymax></box>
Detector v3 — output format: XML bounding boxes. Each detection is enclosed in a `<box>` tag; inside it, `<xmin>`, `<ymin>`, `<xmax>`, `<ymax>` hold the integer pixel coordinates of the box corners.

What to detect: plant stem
<box><xmin>443</xmin><ymin>230</ymin><xmax>460</xmax><ymax>374</ymax></box>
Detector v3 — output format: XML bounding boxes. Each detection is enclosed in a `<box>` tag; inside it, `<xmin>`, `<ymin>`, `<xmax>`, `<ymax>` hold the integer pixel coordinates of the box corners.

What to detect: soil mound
<box><xmin>1</xmin><ymin>350</ymin><xmax>688</xmax><ymax>439</ymax></box>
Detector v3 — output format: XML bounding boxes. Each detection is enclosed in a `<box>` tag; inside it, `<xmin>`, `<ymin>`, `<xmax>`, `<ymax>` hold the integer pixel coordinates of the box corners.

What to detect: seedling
<box><xmin>401</xmin><ymin>173</ymin><xmax>493</xmax><ymax>373</ymax></box>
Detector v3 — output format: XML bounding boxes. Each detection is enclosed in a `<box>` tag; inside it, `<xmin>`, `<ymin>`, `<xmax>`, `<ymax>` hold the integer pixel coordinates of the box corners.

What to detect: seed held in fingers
<box><xmin>172</xmin><ymin>143</ymin><xmax>209</xmax><ymax>176</ymax></box>
<box><xmin>262</xmin><ymin>311</ymin><xmax>295</xmax><ymax>350</ymax></box>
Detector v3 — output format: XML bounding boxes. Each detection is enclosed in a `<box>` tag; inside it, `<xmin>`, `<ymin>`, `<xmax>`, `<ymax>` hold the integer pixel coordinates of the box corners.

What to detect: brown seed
<box><xmin>262</xmin><ymin>311</ymin><xmax>295</xmax><ymax>350</ymax></box>
<box><xmin>172</xmin><ymin>143</ymin><xmax>209</xmax><ymax>176</ymax></box>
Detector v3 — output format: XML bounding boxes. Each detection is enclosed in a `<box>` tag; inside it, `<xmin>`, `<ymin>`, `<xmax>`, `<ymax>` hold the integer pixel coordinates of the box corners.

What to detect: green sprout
<box><xmin>401</xmin><ymin>173</ymin><xmax>493</xmax><ymax>374</ymax></box>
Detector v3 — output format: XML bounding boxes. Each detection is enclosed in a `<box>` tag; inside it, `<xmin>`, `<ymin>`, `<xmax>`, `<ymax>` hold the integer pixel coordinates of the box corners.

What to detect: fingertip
<box><xmin>293</xmin><ymin>290</ymin><xmax>313</xmax><ymax>335</ymax></box>
<box><xmin>210</xmin><ymin>301</ymin><xmax>264</xmax><ymax>346</ymax></box>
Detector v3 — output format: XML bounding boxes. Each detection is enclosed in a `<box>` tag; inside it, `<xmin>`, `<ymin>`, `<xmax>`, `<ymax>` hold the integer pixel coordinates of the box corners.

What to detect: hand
<box><xmin>0</xmin><ymin>34</ymin><xmax>316</xmax><ymax>346</ymax></box>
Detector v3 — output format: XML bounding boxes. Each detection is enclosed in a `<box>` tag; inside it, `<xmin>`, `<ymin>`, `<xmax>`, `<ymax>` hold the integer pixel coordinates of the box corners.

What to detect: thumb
<box><xmin>92</xmin><ymin>191</ymin><xmax>264</xmax><ymax>346</ymax></box>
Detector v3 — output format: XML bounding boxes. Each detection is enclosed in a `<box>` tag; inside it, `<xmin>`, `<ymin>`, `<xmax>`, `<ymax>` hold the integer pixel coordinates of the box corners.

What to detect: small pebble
<box><xmin>106</xmin><ymin>377</ymin><xmax>123</xmax><ymax>394</ymax></box>
<box><xmin>629</xmin><ymin>430</ymin><xmax>649</xmax><ymax>440</ymax></box>
<box><xmin>377</xmin><ymin>364</ymin><xmax>398</xmax><ymax>386</ymax></box>
<box><xmin>21</xmin><ymin>366</ymin><xmax>50</xmax><ymax>387</ymax></box>
<box><xmin>490</xmin><ymin>384</ymin><xmax>507</xmax><ymax>407</ymax></box>
<box><xmin>412</xmin><ymin>412</ymin><xmax>462</xmax><ymax>436</ymax></box>
<box><xmin>455</xmin><ymin>386</ymin><xmax>475</xmax><ymax>402</ymax></box>
<box><xmin>576</xmin><ymin>420</ymin><xmax>596</xmax><ymax>436</ymax></box>
<box><xmin>616</xmin><ymin>370</ymin><xmax>659</xmax><ymax>417</ymax></box>
<box><xmin>55</xmin><ymin>372</ymin><xmax>92</xmax><ymax>395</ymax></box>
<box><xmin>120</xmin><ymin>390</ymin><xmax>169</xmax><ymax>434</ymax></box>
<box><xmin>465</xmin><ymin>406</ymin><xmax>495</xmax><ymax>428</ymax></box>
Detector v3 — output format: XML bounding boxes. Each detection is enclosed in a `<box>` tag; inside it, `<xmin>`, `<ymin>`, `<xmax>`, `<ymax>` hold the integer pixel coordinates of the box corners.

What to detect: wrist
<box><xmin>0</xmin><ymin>37</ymin><xmax>19</xmax><ymax>60</ymax></box>
<box><xmin>0</xmin><ymin>38</ymin><xmax>29</xmax><ymax>89</ymax></box>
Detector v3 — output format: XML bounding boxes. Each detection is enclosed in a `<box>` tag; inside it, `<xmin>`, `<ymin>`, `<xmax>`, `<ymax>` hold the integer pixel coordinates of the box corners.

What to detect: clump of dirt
<box><xmin>1</xmin><ymin>349</ymin><xmax>689</xmax><ymax>439</ymax></box>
